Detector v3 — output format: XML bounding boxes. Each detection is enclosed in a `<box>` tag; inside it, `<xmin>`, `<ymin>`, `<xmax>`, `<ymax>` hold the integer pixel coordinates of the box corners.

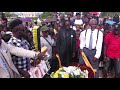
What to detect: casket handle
<box><xmin>81</xmin><ymin>52</ymin><xmax>97</xmax><ymax>76</ymax></box>
<box><xmin>56</xmin><ymin>54</ymin><xmax>62</xmax><ymax>68</ymax></box>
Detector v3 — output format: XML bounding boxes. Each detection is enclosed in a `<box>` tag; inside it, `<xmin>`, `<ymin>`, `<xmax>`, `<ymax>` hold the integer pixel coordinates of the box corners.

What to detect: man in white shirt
<box><xmin>72</xmin><ymin>13</ymin><xmax>83</xmax><ymax>30</ymax></box>
<box><xmin>79</xmin><ymin>19</ymin><xmax>103</xmax><ymax>78</ymax></box>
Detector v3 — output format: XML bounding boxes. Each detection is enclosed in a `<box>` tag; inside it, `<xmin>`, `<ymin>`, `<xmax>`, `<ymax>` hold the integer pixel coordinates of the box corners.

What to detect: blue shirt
<box><xmin>0</xmin><ymin>49</ymin><xmax>10</xmax><ymax>77</ymax></box>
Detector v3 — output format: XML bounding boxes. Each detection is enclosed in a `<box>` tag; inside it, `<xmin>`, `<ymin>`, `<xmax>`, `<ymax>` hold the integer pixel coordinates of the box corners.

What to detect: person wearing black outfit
<box><xmin>113</xmin><ymin>14</ymin><xmax>119</xmax><ymax>24</ymax></box>
<box><xmin>56</xmin><ymin>20</ymin><xmax>76</xmax><ymax>67</ymax></box>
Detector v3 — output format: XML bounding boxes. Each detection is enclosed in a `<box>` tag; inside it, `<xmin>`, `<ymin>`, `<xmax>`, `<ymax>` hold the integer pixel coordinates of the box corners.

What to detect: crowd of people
<box><xmin>0</xmin><ymin>12</ymin><xmax>120</xmax><ymax>78</ymax></box>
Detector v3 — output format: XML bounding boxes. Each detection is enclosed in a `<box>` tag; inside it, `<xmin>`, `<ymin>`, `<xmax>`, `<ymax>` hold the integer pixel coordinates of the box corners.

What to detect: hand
<box><xmin>33</xmin><ymin>59</ymin><xmax>37</xmax><ymax>67</ymax></box>
<box><xmin>80</xmin><ymin>49</ymin><xmax>83</xmax><ymax>55</ymax></box>
<box><xmin>93</xmin><ymin>57</ymin><xmax>98</xmax><ymax>63</ymax></box>
<box><xmin>72</xmin><ymin>52</ymin><xmax>75</xmax><ymax>58</ymax></box>
<box><xmin>104</xmin><ymin>56</ymin><xmax>109</xmax><ymax>62</ymax></box>
<box><xmin>37</xmin><ymin>51</ymin><xmax>47</xmax><ymax>60</ymax></box>
<box><xmin>20</xmin><ymin>70</ymin><xmax>30</xmax><ymax>78</ymax></box>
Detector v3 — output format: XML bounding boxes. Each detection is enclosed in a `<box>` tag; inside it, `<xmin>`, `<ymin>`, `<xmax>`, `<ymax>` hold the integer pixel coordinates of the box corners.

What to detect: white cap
<box><xmin>5</xmin><ymin>31</ymin><xmax>12</xmax><ymax>35</ymax></box>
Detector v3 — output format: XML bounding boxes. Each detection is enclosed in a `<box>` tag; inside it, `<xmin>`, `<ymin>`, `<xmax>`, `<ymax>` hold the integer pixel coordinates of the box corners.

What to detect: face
<box><xmin>84</xmin><ymin>18</ymin><xmax>89</xmax><ymax>23</ymax></box>
<box><xmin>87</xmin><ymin>13</ymin><xmax>91</xmax><ymax>18</ymax></box>
<box><xmin>114</xmin><ymin>30</ymin><xmax>120</xmax><ymax>35</ymax></box>
<box><xmin>76</xmin><ymin>15</ymin><xmax>80</xmax><ymax>19</ymax></box>
<box><xmin>3</xmin><ymin>27</ymin><xmax>7</xmax><ymax>32</ymax></box>
<box><xmin>76</xmin><ymin>25</ymin><xmax>80</xmax><ymax>30</ymax></box>
<box><xmin>14</xmin><ymin>24</ymin><xmax>25</xmax><ymax>38</ymax></box>
<box><xmin>57</xmin><ymin>26</ymin><xmax>61</xmax><ymax>31</ymax></box>
<box><xmin>96</xmin><ymin>25</ymin><xmax>100</xmax><ymax>29</ymax></box>
<box><xmin>54</xmin><ymin>25</ymin><xmax>58</xmax><ymax>30</ymax></box>
<box><xmin>60</xmin><ymin>15</ymin><xmax>64</xmax><ymax>20</ymax></box>
<box><xmin>67</xmin><ymin>14</ymin><xmax>71</xmax><ymax>19</ymax></box>
<box><xmin>49</xmin><ymin>27</ymin><xmax>53</xmax><ymax>30</ymax></box>
<box><xmin>65</xmin><ymin>21</ymin><xmax>70</xmax><ymax>29</ymax></box>
<box><xmin>42</xmin><ymin>31</ymin><xmax>48</xmax><ymax>37</ymax></box>
<box><xmin>1</xmin><ymin>20</ymin><xmax>7</xmax><ymax>27</ymax></box>
<box><xmin>104</xmin><ymin>29</ymin><xmax>110</xmax><ymax>34</ymax></box>
<box><xmin>90</xmin><ymin>20</ymin><xmax>97</xmax><ymax>29</ymax></box>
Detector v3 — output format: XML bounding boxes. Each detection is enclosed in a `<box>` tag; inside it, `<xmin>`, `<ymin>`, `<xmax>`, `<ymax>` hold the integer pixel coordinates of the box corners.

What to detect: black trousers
<box><xmin>103</xmin><ymin>58</ymin><xmax>120</xmax><ymax>78</ymax></box>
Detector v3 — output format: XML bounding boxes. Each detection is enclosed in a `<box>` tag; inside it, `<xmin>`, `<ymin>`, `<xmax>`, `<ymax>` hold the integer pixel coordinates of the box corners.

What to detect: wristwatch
<box><xmin>34</xmin><ymin>52</ymin><xmax>39</xmax><ymax>60</ymax></box>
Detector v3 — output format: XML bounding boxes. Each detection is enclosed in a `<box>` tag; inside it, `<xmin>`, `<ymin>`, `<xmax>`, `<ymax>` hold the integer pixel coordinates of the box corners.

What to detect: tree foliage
<box><xmin>0</xmin><ymin>12</ymin><xmax>18</xmax><ymax>18</ymax></box>
<box><xmin>100</xmin><ymin>12</ymin><xmax>120</xmax><ymax>18</ymax></box>
<box><xmin>40</xmin><ymin>12</ymin><xmax>53</xmax><ymax>20</ymax></box>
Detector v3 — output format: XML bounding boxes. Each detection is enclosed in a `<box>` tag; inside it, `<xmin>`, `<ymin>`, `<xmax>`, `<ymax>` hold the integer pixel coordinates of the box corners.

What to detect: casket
<box><xmin>56</xmin><ymin>54</ymin><xmax>95</xmax><ymax>78</ymax></box>
<box><xmin>69</xmin><ymin>62</ymin><xmax>94</xmax><ymax>78</ymax></box>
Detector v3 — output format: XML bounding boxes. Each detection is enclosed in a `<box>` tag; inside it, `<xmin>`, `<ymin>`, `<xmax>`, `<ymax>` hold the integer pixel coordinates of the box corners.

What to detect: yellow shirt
<box><xmin>54</xmin><ymin>29</ymin><xmax>58</xmax><ymax>35</ymax></box>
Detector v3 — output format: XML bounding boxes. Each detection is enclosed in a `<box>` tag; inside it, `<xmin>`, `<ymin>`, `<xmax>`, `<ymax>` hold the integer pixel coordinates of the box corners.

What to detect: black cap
<box><xmin>76</xmin><ymin>13</ymin><xmax>81</xmax><ymax>16</ymax></box>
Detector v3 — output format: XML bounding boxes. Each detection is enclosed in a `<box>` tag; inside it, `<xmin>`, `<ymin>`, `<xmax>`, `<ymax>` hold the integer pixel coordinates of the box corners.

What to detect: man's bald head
<box><xmin>89</xmin><ymin>19</ymin><xmax>97</xmax><ymax>29</ymax></box>
<box><xmin>89</xmin><ymin>19</ymin><xmax>97</xmax><ymax>25</ymax></box>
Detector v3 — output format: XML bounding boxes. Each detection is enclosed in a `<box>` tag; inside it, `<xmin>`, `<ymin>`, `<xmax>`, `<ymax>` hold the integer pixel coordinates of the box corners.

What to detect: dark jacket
<box><xmin>56</xmin><ymin>28</ymin><xmax>76</xmax><ymax>56</ymax></box>
<box><xmin>113</xmin><ymin>15</ymin><xmax>119</xmax><ymax>24</ymax></box>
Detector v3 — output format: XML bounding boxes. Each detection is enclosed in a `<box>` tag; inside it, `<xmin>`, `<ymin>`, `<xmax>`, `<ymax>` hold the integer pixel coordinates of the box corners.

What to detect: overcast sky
<box><xmin>13</xmin><ymin>12</ymin><xmax>43</xmax><ymax>15</ymax></box>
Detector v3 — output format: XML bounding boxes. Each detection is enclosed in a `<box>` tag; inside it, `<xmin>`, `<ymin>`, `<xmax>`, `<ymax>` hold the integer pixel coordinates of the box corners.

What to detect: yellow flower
<box><xmin>63</xmin><ymin>73</ymin><xmax>69</xmax><ymax>78</ymax></box>
<box><xmin>53</xmin><ymin>73</ymin><xmax>58</xmax><ymax>78</ymax></box>
<box><xmin>56</xmin><ymin>70</ymin><xmax>60</xmax><ymax>74</ymax></box>
<box><xmin>59</xmin><ymin>67</ymin><xmax>63</xmax><ymax>71</ymax></box>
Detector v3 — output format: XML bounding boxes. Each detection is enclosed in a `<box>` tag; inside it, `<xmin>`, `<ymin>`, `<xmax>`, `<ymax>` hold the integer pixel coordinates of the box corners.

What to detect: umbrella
<box><xmin>20</xmin><ymin>17</ymin><xmax>32</xmax><ymax>22</ymax></box>
<box><xmin>105</xmin><ymin>20</ymin><xmax>116</xmax><ymax>25</ymax></box>
<box><xmin>44</xmin><ymin>18</ymin><xmax>56</xmax><ymax>23</ymax></box>
<box><xmin>89</xmin><ymin>12</ymin><xmax>99</xmax><ymax>15</ymax></box>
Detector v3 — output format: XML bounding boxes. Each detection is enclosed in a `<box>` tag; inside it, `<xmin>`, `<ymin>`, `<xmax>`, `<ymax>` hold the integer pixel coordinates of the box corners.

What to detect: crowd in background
<box><xmin>0</xmin><ymin>12</ymin><xmax>120</xmax><ymax>78</ymax></box>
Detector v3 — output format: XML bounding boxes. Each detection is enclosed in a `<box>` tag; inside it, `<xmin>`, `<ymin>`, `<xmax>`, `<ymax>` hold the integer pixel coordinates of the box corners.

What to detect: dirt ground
<box><xmin>99</xmin><ymin>68</ymin><xmax>115</xmax><ymax>78</ymax></box>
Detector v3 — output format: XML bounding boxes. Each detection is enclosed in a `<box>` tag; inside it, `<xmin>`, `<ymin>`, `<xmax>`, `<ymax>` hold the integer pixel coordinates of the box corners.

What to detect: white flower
<box><xmin>63</xmin><ymin>66</ymin><xmax>76</xmax><ymax>73</ymax></box>
<box><xmin>59</xmin><ymin>72</ymin><xmax>69</xmax><ymax>78</ymax></box>
<box><xmin>70</xmin><ymin>72</ymin><xmax>74</xmax><ymax>77</ymax></box>
<box><xmin>73</xmin><ymin>69</ymin><xmax>80</xmax><ymax>76</ymax></box>
<box><xmin>51</xmin><ymin>66</ymin><xmax>89</xmax><ymax>78</ymax></box>
<box><xmin>68</xmin><ymin>66</ymin><xmax>76</xmax><ymax>71</ymax></box>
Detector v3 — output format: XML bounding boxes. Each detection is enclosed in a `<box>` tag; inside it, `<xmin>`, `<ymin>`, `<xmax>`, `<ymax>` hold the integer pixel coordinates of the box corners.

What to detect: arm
<box><xmin>56</xmin><ymin>31</ymin><xmax>61</xmax><ymax>54</ymax></box>
<box><xmin>104</xmin><ymin>43</ymin><xmax>108</xmax><ymax>61</ymax></box>
<box><xmin>104</xmin><ymin>34</ymin><xmax>110</xmax><ymax>61</ymax></box>
<box><xmin>51</xmin><ymin>38</ymin><xmax>55</xmax><ymax>46</ymax></box>
<box><xmin>7</xmin><ymin>43</ymin><xmax>37</xmax><ymax>59</ymax></box>
<box><xmin>80</xmin><ymin>31</ymin><xmax>86</xmax><ymax>50</ymax></box>
<box><xmin>73</xmin><ymin>30</ymin><xmax>76</xmax><ymax>53</ymax></box>
<box><xmin>6</xmin><ymin>42</ymin><xmax>47</xmax><ymax>61</ymax></box>
<box><xmin>3</xmin><ymin>39</ymin><xmax>38</xmax><ymax>59</ymax></box>
<box><xmin>94</xmin><ymin>31</ymin><xmax>103</xmax><ymax>59</ymax></box>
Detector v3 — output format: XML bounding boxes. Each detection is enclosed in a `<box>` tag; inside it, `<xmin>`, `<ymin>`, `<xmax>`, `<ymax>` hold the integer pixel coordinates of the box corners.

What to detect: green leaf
<box><xmin>58</xmin><ymin>74</ymin><xmax>62</xmax><ymax>78</ymax></box>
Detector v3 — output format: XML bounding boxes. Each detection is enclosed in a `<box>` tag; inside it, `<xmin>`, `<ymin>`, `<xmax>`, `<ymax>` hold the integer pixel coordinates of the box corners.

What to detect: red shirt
<box><xmin>104</xmin><ymin>32</ymin><xmax>120</xmax><ymax>59</ymax></box>
<box><xmin>76</xmin><ymin>39</ymin><xmax>80</xmax><ymax>50</ymax></box>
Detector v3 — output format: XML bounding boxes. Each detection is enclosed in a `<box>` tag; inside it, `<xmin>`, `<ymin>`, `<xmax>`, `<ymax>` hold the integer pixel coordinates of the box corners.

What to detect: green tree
<box><xmin>100</xmin><ymin>12</ymin><xmax>120</xmax><ymax>18</ymax></box>
<box><xmin>40</xmin><ymin>12</ymin><xmax>53</xmax><ymax>20</ymax></box>
<box><xmin>4</xmin><ymin>12</ymin><xmax>12</xmax><ymax>18</ymax></box>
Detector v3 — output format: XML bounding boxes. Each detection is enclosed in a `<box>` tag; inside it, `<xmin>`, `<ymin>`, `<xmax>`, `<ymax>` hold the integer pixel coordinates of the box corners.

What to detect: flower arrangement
<box><xmin>50</xmin><ymin>66</ymin><xmax>89</xmax><ymax>78</ymax></box>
